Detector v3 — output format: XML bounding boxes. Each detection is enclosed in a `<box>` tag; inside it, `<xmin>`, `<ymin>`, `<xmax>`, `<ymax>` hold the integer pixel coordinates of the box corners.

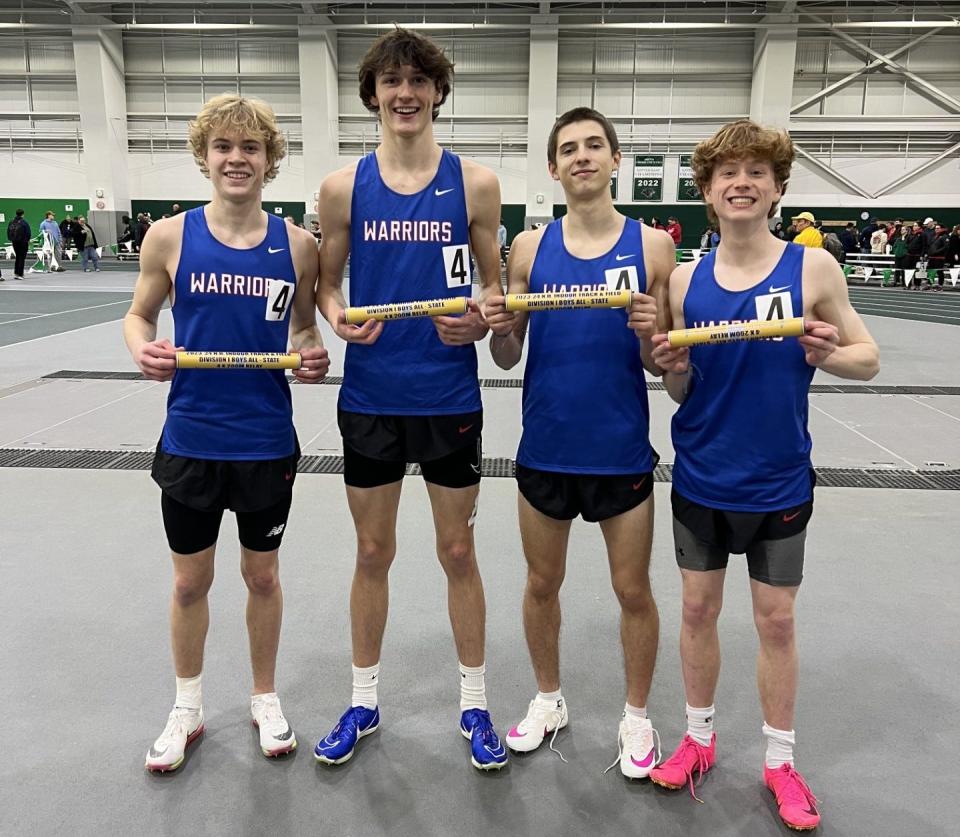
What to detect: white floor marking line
<box><xmin>0</xmin><ymin>299</ymin><xmax>131</xmax><ymax>325</ymax></box>
<box><xmin>3</xmin><ymin>382</ymin><xmax>160</xmax><ymax>447</ymax></box>
<box><xmin>905</xmin><ymin>396</ymin><xmax>960</xmax><ymax>424</ymax></box>
<box><xmin>809</xmin><ymin>401</ymin><xmax>918</xmax><ymax>469</ymax></box>
<box><xmin>300</xmin><ymin>416</ymin><xmax>340</xmax><ymax>449</ymax></box>
<box><xmin>0</xmin><ymin>312</ymin><xmax>132</xmax><ymax>348</ymax></box>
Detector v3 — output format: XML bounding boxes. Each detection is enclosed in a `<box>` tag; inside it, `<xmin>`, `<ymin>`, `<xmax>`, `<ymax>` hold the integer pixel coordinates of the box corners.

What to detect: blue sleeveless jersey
<box><xmin>672</xmin><ymin>243</ymin><xmax>815</xmax><ymax>511</ymax></box>
<box><xmin>161</xmin><ymin>208</ymin><xmax>297</xmax><ymax>460</ymax></box>
<box><xmin>516</xmin><ymin>218</ymin><xmax>655</xmax><ymax>474</ymax></box>
<box><xmin>339</xmin><ymin>149</ymin><xmax>480</xmax><ymax>415</ymax></box>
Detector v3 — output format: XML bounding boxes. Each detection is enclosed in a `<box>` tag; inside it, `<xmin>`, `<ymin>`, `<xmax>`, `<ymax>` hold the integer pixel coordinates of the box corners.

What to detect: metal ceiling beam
<box><xmin>808</xmin><ymin>16</ymin><xmax>960</xmax><ymax>114</ymax></box>
<box><xmin>790</xmin><ymin>27</ymin><xmax>942</xmax><ymax>114</ymax></box>
<box><xmin>793</xmin><ymin>144</ymin><xmax>875</xmax><ymax>198</ymax></box>
<box><xmin>873</xmin><ymin>139</ymin><xmax>960</xmax><ymax>197</ymax></box>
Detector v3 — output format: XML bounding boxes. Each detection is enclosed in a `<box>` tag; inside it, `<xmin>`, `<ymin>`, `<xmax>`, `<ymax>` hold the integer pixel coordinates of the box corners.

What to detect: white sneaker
<box><xmin>145</xmin><ymin>706</ymin><xmax>204</xmax><ymax>772</ymax></box>
<box><xmin>505</xmin><ymin>696</ymin><xmax>568</xmax><ymax>759</ymax></box>
<box><xmin>251</xmin><ymin>692</ymin><xmax>297</xmax><ymax>757</ymax></box>
<box><xmin>604</xmin><ymin>713</ymin><xmax>660</xmax><ymax>779</ymax></box>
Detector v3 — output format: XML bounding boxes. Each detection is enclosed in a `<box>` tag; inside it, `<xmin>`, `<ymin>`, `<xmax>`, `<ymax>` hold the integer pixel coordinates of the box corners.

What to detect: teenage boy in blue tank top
<box><xmin>482</xmin><ymin>108</ymin><xmax>676</xmax><ymax>778</ymax></box>
<box><xmin>314</xmin><ymin>29</ymin><xmax>513</xmax><ymax>770</ymax></box>
<box><xmin>648</xmin><ymin>120</ymin><xmax>878</xmax><ymax>831</ymax></box>
<box><xmin>124</xmin><ymin>94</ymin><xmax>330</xmax><ymax>772</ymax></box>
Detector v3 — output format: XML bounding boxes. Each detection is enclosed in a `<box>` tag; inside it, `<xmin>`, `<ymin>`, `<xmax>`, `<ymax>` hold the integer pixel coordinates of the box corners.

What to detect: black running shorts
<box><xmin>339</xmin><ymin>410</ymin><xmax>483</xmax><ymax>489</ymax></box>
<box><xmin>670</xmin><ymin>483</ymin><xmax>814</xmax><ymax>587</ymax></box>
<box><xmin>516</xmin><ymin>463</ymin><xmax>656</xmax><ymax>523</ymax></box>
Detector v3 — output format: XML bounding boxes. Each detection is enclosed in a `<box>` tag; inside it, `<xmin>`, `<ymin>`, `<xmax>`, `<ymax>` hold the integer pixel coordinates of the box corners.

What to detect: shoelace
<box><xmin>253</xmin><ymin>698</ymin><xmax>286</xmax><ymax>735</ymax></box>
<box><xmin>772</xmin><ymin>765</ymin><xmax>820</xmax><ymax>809</ymax></box>
<box><xmin>157</xmin><ymin>706</ymin><xmax>200</xmax><ymax>747</ymax></box>
<box><xmin>521</xmin><ymin>701</ymin><xmax>567</xmax><ymax>763</ymax></box>
<box><xmin>331</xmin><ymin>706</ymin><xmax>366</xmax><ymax>739</ymax></box>
<box><xmin>602</xmin><ymin>719</ymin><xmax>660</xmax><ymax>775</ymax></box>
<box><xmin>669</xmin><ymin>737</ymin><xmax>712</xmax><ymax>803</ymax></box>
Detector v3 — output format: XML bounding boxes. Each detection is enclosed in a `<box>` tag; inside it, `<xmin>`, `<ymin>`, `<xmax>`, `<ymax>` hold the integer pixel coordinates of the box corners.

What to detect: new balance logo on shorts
<box><xmin>266</xmin><ymin>524</ymin><xmax>286</xmax><ymax>538</ymax></box>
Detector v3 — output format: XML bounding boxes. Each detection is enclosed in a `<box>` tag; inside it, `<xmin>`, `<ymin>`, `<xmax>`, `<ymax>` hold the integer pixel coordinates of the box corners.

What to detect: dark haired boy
<box><xmin>315</xmin><ymin>27</ymin><xmax>512</xmax><ymax>771</ymax></box>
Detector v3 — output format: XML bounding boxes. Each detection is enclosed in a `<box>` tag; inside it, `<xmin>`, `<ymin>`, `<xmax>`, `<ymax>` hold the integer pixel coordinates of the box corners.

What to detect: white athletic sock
<box><xmin>351</xmin><ymin>663</ymin><xmax>379</xmax><ymax>709</ymax></box>
<box><xmin>175</xmin><ymin>674</ymin><xmax>202</xmax><ymax>710</ymax></box>
<box><xmin>536</xmin><ymin>688</ymin><xmax>563</xmax><ymax>706</ymax></box>
<box><xmin>624</xmin><ymin>702</ymin><xmax>647</xmax><ymax>720</ymax></box>
<box><xmin>763</xmin><ymin>722</ymin><xmax>795</xmax><ymax>769</ymax></box>
<box><xmin>686</xmin><ymin>703</ymin><xmax>715</xmax><ymax>747</ymax></box>
<box><xmin>459</xmin><ymin>662</ymin><xmax>487</xmax><ymax>711</ymax></box>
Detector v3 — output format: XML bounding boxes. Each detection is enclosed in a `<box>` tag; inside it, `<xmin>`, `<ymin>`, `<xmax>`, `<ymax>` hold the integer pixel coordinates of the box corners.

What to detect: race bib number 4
<box><xmin>442</xmin><ymin>243</ymin><xmax>471</xmax><ymax>288</ymax></box>
<box><xmin>265</xmin><ymin>279</ymin><xmax>295</xmax><ymax>321</ymax></box>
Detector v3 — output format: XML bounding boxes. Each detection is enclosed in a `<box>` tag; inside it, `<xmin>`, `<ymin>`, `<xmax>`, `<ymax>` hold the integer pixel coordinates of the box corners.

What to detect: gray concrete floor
<box><xmin>1</xmin><ymin>271</ymin><xmax>958</xmax><ymax>836</ymax></box>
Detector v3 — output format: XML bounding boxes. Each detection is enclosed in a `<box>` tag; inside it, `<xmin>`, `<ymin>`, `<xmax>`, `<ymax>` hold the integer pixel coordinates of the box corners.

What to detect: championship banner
<box><xmin>632</xmin><ymin>155</ymin><xmax>664</xmax><ymax>202</ymax></box>
<box><xmin>677</xmin><ymin>155</ymin><xmax>702</xmax><ymax>202</ymax></box>
<box><xmin>610</xmin><ymin>169</ymin><xmax>619</xmax><ymax>200</ymax></box>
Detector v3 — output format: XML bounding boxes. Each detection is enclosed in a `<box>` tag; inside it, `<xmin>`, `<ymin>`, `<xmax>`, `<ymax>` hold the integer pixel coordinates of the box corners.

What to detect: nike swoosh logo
<box><xmin>615</xmin><ymin>253</ymin><xmax>634</xmax><ymax>261</ymax></box>
<box><xmin>507</xmin><ymin>726</ymin><xmax>525</xmax><ymax>738</ymax></box>
<box><xmin>630</xmin><ymin>749</ymin><xmax>656</xmax><ymax>769</ymax></box>
<box><xmin>268</xmin><ymin>247</ymin><xmax>285</xmax><ymax>254</ymax></box>
<box><xmin>782</xmin><ymin>510</ymin><xmax>802</xmax><ymax>522</ymax></box>
<box><xmin>632</xmin><ymin>478</ymin><xmax>647</xmax><ymax>490</ymax></box>
<box><xmin>284</xmin><ymin>472</ymin><xmax>293</xmax><ymax>481</ymax></box>
<box><xmin>435</xmin><ymin>188</ymin><xmax>455</xmax><ymax>196</ymax></box>
<box><xmin>768</xmin><ymin>285</ymin><xmax>791</xmax><ymax>293</ymax></box>
<box><xmin>459</xmin><ymin>424</ymin><xmax>474</xmax><ymax>434</ymax></box>
<box><xmin>148</xmin><ymin>745</ymin><xmax>167</xmax><ymax>758</ymax></box>
<box><xmin>274</xmin><ymin>726</ymin><xmax>294</xmax><ymax>741</ymax></box>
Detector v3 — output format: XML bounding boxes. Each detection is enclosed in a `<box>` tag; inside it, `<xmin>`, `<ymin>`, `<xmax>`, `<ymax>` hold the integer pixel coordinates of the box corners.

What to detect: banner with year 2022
<box><xmin>632</xmin><ymin>155</ymin><xmax>664</xmax><ymax>202</ymax></box>
<box><xmin>677</xmin><ymin>155</ymin><xmax>702</xmax><ymax>202</ymax></box>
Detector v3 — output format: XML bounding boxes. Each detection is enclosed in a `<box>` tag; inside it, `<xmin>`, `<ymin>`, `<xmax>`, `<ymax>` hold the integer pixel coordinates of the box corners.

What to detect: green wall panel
<box><xmin>0</xmin><ymin>198</ymin><xmax>90</xmax><ymax>230</ymax></box>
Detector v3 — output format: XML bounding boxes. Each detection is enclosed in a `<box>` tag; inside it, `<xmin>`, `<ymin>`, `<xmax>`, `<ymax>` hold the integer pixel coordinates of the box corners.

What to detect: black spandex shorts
<box><xmin>161</xmin><ymin>492</ymin><xmax>293</xmax><ymax>555</ymax></box>
<box><xmin>152</xmin><ymin>441</ymin><xmax>299</xmax><ymax>553</ymax></box>
<box><xmin>339</xmin><ymin>409</ymin><xmax>483</xmax><ymax>489</ymax></box>
<box><xmin>671</xmin><ymin>481</ymin><xmax>814</xmax><ymax>587</ymax></box>
<box><xmin>516</xmin><ymin>463</ymin><xmax>656</xmax><ymax>523</ymax></box>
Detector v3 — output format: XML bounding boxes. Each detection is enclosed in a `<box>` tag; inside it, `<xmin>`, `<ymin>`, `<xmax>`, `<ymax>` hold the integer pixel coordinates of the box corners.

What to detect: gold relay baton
<box><xmin>667</xmin><ymin>317</ymin><xmax>805</xmax><ymax>348</ymax></box>
<box><xmin>345</xmin><ymin>296</ymin><xmax>469</xmax><ymax>324</ymax></box>
<box><xmin>175</xmin><ymin>351</ymin><xmax>303</xmax><ymax>370</ymax></box>
<box><xmin>505</xmin><ymin>289</ymin><xmax>633</xmax><ymax>312</ymax></box>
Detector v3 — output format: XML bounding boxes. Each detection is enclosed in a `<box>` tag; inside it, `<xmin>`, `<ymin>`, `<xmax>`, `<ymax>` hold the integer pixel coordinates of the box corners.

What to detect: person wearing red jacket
<box><xmin>666</xmin><ymin>216</ymin><xmax>682</xmax><ymax>247</ymax></box>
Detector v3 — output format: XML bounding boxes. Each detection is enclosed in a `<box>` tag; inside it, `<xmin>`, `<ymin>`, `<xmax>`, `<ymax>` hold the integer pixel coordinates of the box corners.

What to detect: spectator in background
<box><xmin>133</xmin><ymin>213</ymin><xmax>147</xmax><ymax>251</ymax></box>
<box><xmin>710</xmin><ymin>227</ymin><xmax>720</xmax><ymax>248</ymax></box>
<box><xmin>839</xmin><ymin>222</ymin><xmax>857</xmax><ymax>255</ymax></box>
<box><xmin>905</xmin><ymin>222</ymin><xmax>925</xmax><ymax>290</ymax></box>
<box><xmin>928</xmin><ymin>224</ymin><xmax>950</xmax><ymax>290</ymax></box>
<box><xmin>870</xmin><ymin>224</ymin><xmax>888</xmax><ymax>255</ymax></box>
<box><xmin>650</xmin><ymin>216</ymin><xmax>665</xmax><ymax>230</ymax></box>
<box><xmin>309</xmin><ymin>220</ymin><xmax>322</xmax><ymax>242</ymax></box>
<box><xmin>59</xmin><ymin>214</ymin><xmax>74</xmax><ymax>252</ymax></box>
<box><xmin>949</xmin><ymin>224</ymin><xmax>960</xmax><ymax>267</ymax></box>
<box><xmin>666</xmin><ymin>216</ymin><xmax>682</xmax><ymax>247</ymax></box>
<box><xmin>772</xmin><ymin>221</ymin><xmax>786</xmax><ymax>240</ymax></box>
<box><xmin>497</xmin><ymin>218</ymin><xmax>507</xmax><ymax>265</ymax></box>
<box><xmin>75</xmin><ymin>215</ymin><xmax>101</xmax><ymax>272</ymax></box>
<box><xmin>40</xmin><ymin>211</ymin><xmax>65</xmax><ymax>271</ymax></box>
<box><xmin>859</xmin><ymin>217</ymin><xmax>879</xmax><ymax>254</ymax></box>
<box><xmin>891</xmin><ymin>226</ymin><xmax>908</xmax><ymax>284</ymax></box>
<box><xmin>792</xmin><ymin>212</ymin><xmax>823</xmax><ymax>248</ymax></box>
<box><xmin>6</xmin><ymin>208</ymin><xmax>31</xmax><ymax>280</ymax></box>
<box><xmin>822</xmin><ymin>230</ymin><xmax>845</xmax><ymax>264</ymax></box>
<box><xmin>700</xmin><ymin>225</ymin><xmax>713</xmax><ymax>251</ymax></box>
<box><xmin>171</xmin><ymin>203</ymin><xmax>182</xmax><ymax>215</ymax></box>
<box><xmin>784</xmin><ymin>224</ymin><xmax>797</xmax><ymax>242</ymax></box>
<box><xmin>921</xmin><ymin>217</ymin><xmax>937</xmax><ymax>254</ymax></box>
